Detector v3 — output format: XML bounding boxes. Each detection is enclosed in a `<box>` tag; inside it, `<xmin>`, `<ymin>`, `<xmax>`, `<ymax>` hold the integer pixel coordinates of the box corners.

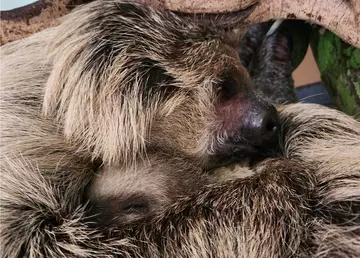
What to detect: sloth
<box><xmin>1</xmin><ymin>1</ymin><xmax>359</xmax><ymax>257</ymax></box>
<box><xmin>85</xmin><ymin>19</ymin><xmax>298</xmax><ymax>227</ymax></box>
<box><xmin>1</xmin><ymin>0</ymin><xmax>284</xmax><ymax>229</ymax></box>
<box><xmin>0</xmin><ymin>0</ymin><xmax>287</xmax><ymax>230</ymax></box>
<box><xmin>86</xmin><ymin>155</ymin><xmax>210</xmax><ymax>227</ymax></box>
<box><xmin>1</xmin><ymin>103</ymin><xmax>359</xmax><ymax>258</ymax></box>
<box><xmin>0</xmin><ymin>0</ymin><xmax>281</xmax><ymax>169</ymax></box>
<box><xmin>86</xmin><ymin>154</ymin><xmax>254</xmax><ymax>227</ymax></box>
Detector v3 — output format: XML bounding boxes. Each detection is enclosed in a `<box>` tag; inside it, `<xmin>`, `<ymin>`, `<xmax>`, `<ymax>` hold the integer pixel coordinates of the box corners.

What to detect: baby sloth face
<box><xmin>86</xmin><ymin>154</ymin><xmax>255</xmax><ymax>227</ymax></box>
<box><xmin>86</xmin><ymin>155</ymin><xmax>210</xmax><ymax>226</ymax></box>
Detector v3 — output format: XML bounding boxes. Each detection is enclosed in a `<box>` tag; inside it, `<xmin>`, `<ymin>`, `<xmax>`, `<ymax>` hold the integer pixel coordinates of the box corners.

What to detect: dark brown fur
<box><xmin>238</xmin><ymin>21</ymin><xmax>298</xmax><ymax>104</ymax></box>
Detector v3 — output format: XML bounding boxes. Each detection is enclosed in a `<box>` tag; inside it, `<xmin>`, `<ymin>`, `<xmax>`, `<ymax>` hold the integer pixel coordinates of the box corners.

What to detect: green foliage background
<box><xmin>310</xmin><ymin>29</ymin><xmax>360</xmax><ymax>116</ymax></box>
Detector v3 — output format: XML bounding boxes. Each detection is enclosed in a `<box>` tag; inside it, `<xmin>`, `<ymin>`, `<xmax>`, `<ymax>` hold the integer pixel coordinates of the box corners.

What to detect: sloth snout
<box><xmin>211</xmin><ymin>100</ymin><xmax>280</xmax><ymax>167</ymax></box>
<box><xmin>241</xmin><ymin>103</ymin><xmax>280</xmax><ymax>148</ymax></box>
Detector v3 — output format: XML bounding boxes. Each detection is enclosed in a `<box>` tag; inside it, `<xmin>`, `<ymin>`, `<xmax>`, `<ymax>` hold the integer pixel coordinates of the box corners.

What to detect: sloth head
<box><xmin>86</xmin><ymin>154</ymin><xmax>254</xmax><ymax>227</ymax></box>
<box><xmin>85</xmin><ymin>155</ymin><xmax>212</xmax><ymax>226</ymax></box>
<box><xmin>44</xmin><ymin>0</ymin><xmax>280</xmax><ymax>166</ymax></box>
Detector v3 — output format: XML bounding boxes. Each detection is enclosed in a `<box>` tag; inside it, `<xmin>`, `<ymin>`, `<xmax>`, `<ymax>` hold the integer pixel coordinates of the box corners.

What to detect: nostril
<box><xmin>261</xmin><ymin>105</ymin><xmax>280</xmax><ymax>139</ymax></box>
<box><xmin>264</xmin><ymin>116</ymin><xmax>276</xmax><ymax>132</ymax></box>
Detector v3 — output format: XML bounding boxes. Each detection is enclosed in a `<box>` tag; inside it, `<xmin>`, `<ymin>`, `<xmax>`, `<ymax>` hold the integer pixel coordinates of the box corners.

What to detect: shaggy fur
<box><xmin>1</xmin><ymin>1</ymin><xmax>359</xmax><ymax>257</ymax></box>
<box><xmin>85</xmin><ymin>18</ymin><xmax>297</xmax><ymax>227</ymax></box>
<box><xmin>1</xmin><ymin>104</ymin><xmax>360</xmax><ymax>258</ymax></box>
<box><xmin>1</xmin><ymin>0</ymin><xmax>279</xmax><ymax>170</ymax></box>
<box><xmin>0</xmin><ymin>0</ymin><xmax>281</xmax><ymax>234</ymax></box>
<box><xmin>42</xmin><ymin>0</ymin><xmax>265</xmax><ymax>166</ymax></box>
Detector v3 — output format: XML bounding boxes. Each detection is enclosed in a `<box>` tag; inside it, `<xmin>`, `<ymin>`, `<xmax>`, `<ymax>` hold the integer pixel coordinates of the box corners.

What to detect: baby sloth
<box><xmin>87</xmin><ymin>154</ymin><xmax>254</xmax><ymax>227</ymax></box>
<box><xmin>87</xmin><ymin>155</ymin><xmax>208</xmax><ymax>226</ymax></box>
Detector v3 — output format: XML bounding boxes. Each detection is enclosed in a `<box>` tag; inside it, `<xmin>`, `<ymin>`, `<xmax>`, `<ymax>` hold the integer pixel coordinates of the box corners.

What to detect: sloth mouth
<box><xmin>206</xmin><ymin>142</ymin><xmax>279</xmax><ymax>170</ymax></box>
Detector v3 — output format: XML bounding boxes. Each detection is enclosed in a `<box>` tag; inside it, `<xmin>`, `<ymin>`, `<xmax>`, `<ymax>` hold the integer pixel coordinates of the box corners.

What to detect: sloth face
<box><xmin>86</xmin><ymin>155</ymin><xmax>208</xmax><ymax>226</ymax></box>
<box><xmin>86</xmin><ymin>154</ymin><xmax>256</xmax><ymax>227</ymax></box>
<box><xmin>148</xmin><ymin>59</ymin><xmax>280</xmax><ymax>167</ymax></box>
<box><xmin>45</xmin><ymin>1</ymin><xmax>280</xmax><ymax>166</ymax></box>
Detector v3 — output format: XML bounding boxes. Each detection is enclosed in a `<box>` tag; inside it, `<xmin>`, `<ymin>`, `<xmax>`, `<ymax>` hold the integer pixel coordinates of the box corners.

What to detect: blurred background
<box><xmin>293</xmin><ymin>47</ymin><xmax>332</xmax><ymax>107</ymax></box>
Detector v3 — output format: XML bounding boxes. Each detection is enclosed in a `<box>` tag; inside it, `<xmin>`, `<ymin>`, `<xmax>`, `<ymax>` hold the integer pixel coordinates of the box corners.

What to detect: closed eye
<box><xmin>217</xmin><ymin>73</ymin><xmax>241</xmax><ymax>101</ymax></box>
<box><xmin>120</xmin><ymin>199</ymin><xmax>150</xmax><ymax>214</ymax></box>
<box><xmin>117</xmin><ymin>193</ymin><xmax>152</xmax><ymax>214</ymax></box>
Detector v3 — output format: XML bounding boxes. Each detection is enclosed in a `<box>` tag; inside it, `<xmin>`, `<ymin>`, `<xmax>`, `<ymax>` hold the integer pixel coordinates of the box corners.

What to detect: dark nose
<box><xmin>241</xmin><ymin>104</ymin><xmax>280</xmax><ymax>148</ymax></box>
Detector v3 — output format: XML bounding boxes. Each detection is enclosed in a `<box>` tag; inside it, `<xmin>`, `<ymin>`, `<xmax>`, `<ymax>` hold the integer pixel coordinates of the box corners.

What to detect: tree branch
<box><xmin>147</xmin><ymin>0</ymin><xmax>360</xmax><ymax>48</ymax></box>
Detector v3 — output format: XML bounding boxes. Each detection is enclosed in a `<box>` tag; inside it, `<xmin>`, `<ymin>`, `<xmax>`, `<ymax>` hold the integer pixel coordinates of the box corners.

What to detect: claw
<box><xmin>266</xmin><ymin>20</ymin><xmax>284</xmax><ymax>37</ymax></box>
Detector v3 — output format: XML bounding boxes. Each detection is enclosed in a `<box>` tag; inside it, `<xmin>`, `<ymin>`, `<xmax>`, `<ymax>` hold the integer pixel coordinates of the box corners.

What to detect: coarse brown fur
<box><xmin>83</xmin><ymin>19</ymin><xmax>310</xmax><ymax>229</ymax></box>
<box><xmin>85</xmin><ymin>18</ymin><xmax>295</xmax><ymax>228</ymax></box>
